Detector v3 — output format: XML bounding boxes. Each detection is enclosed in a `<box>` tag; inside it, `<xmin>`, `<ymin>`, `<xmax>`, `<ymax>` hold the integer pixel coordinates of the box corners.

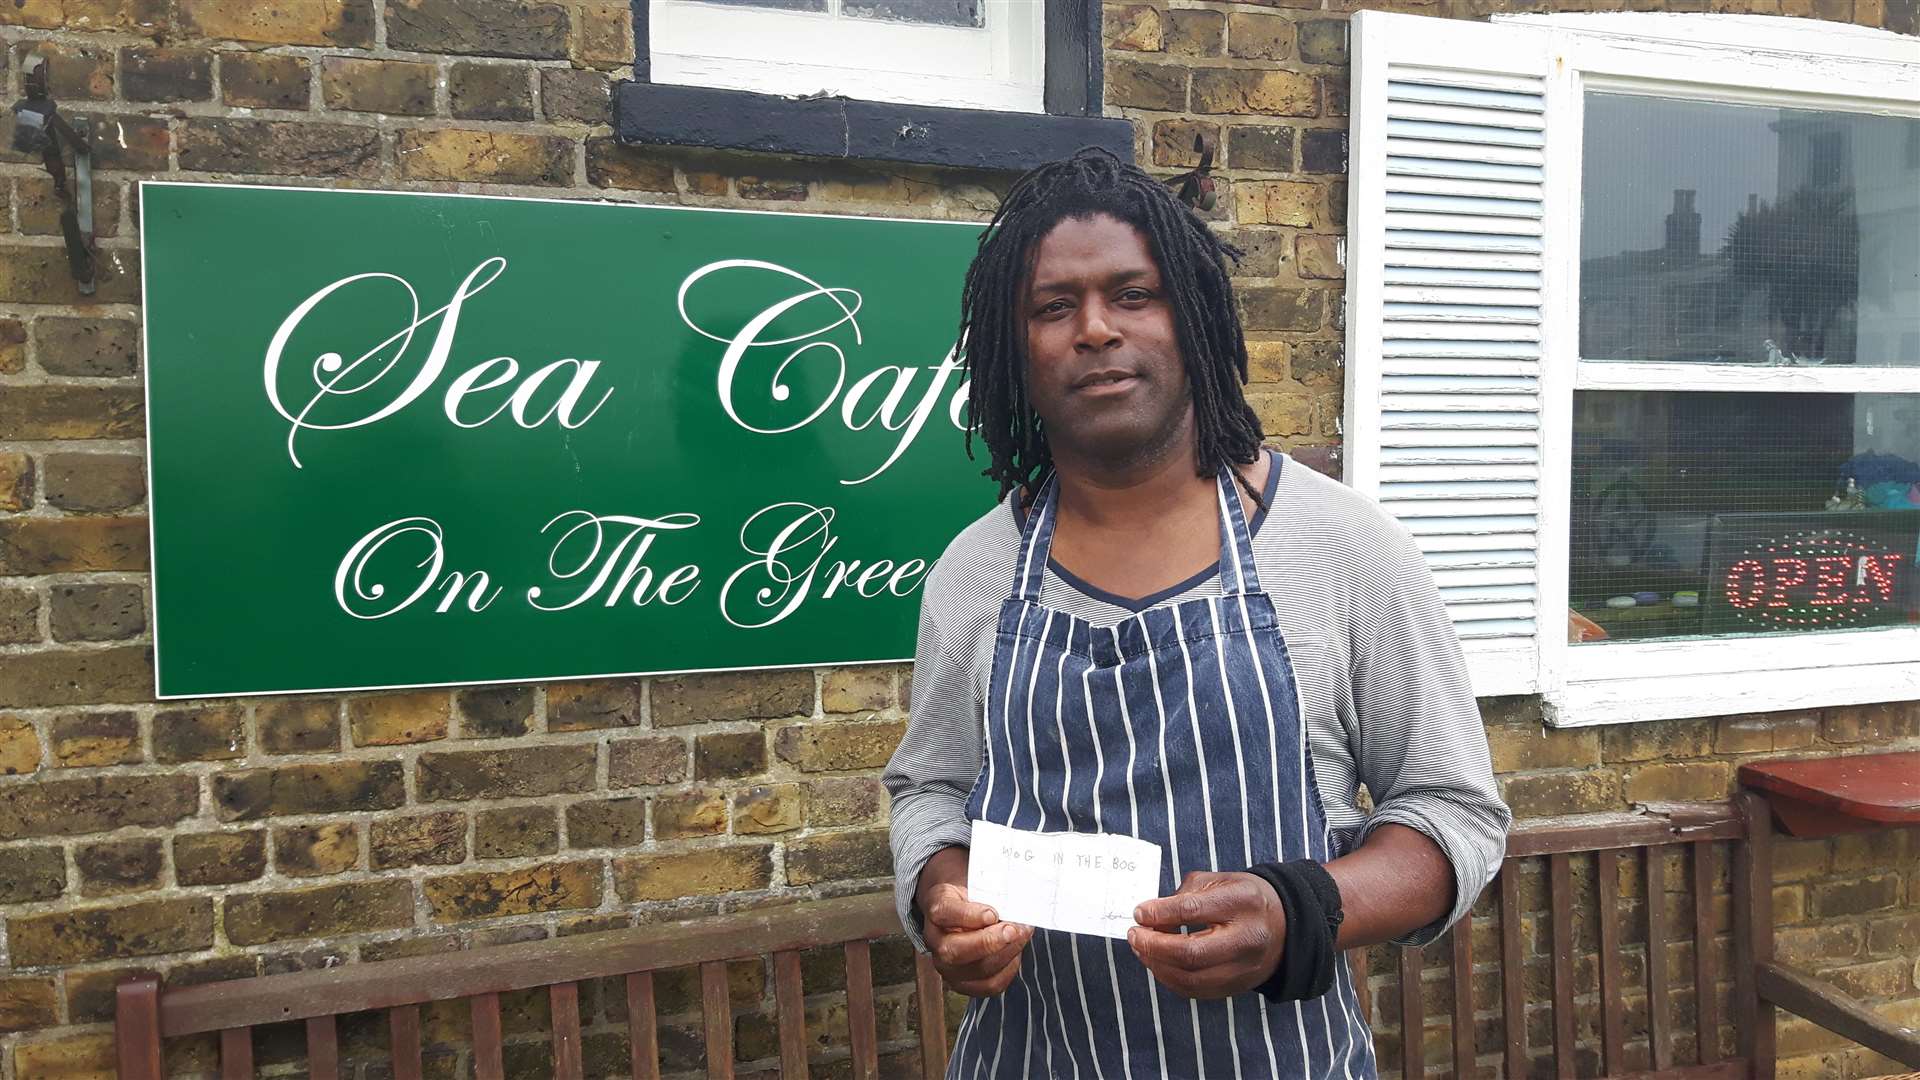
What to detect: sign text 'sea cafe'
<box><xmin>142</xmin><ymin>185</ymin><xmax>991</xmax><ymax>697</ymax></box>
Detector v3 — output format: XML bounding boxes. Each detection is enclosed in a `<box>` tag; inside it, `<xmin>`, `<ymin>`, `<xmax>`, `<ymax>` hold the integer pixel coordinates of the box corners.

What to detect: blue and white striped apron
<box><xmin>949</xmin><ymin>466</ymin><xmax>1378</xmax><ymax>1079</ymax></box>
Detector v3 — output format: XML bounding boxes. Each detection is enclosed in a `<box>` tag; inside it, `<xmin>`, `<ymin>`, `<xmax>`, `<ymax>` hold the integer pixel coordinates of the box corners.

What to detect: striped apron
<box><xmin>948</xmin><ymin>467</ymin><xmax>1378</xmax><ymax>1080</ymax></box>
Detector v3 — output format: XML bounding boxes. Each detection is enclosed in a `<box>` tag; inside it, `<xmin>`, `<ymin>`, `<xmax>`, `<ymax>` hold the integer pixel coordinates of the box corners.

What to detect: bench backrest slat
<box><xmin>1550</xmin><ymin>852</ymin><xmax>1577</xmax><ymax>1079</ymax></box>
<box><xmin>550</xmin><ymin>982</ymin><xmax>584</xmax><ymax>1080</ymax></box>
<box><xmin>701</xmin><ymin>960</ymin><xmax>735</xmax><ymax>1080</ymax></box>
<box><xmin>1597</xmin><ymin>848</ymin><xmax>1628</xmax><ymax>1074</ymax></box>
<box><xmin>471</xmin><ymin>991</ymin><xmax>505</xmax><ymax>1080</ymax></box>
<box><xmin>1500</xmin><ymin>860</ymin><xmax>1527</xmax><ymax>1080</ymax></box>
<box><xmin>1649</xmin><ymin>844</ymin><xmax>1675</xmax><ymax>1070</ymax></box>
<box><xmin>844</xmin><ymin>939</ymin><xmax>880</xmax><ymax>1080</ymax></box>
<box><xmin>915</xmin><ymin>952</ymin><xmax>950</xmax><ymax>1080</ymax></box>
<box><xmin>1450</xmin><ymin>910</ymin><xmax>1474</xmax><ymax>1080</ymax></box>
<box><xmin>305</xmin><ymin>1015</ymin><xmax>339</xmax><ymax>1080</ymax></box>
<box><xmin>1399</xmin><ymin>941</ymin><xmax>1425</xmax><ymax>1078</ymax></box>
<box><xmin>774</xmin><ymin>949</ymin><xmax>810</xmax><ymax>1078</ymax></box>
<box><xmin>389</xmin><ymin>1003</ymin><xmax>423</xmax><ymax>1080</ymax></box>
<box><xmin>625</xmin><ymin>972</ymin><xmax>661</xmax><ymax>1080</ymax></box>
<box><xmin>1694</xmin><ymin>839</ymin><xmax>1722</xmax><ymax>1065</ymax></box>
<box><xmin>219</xmin><ymin>1028</ymin><xmax>252</xmax><ymax>1080</ymax></box>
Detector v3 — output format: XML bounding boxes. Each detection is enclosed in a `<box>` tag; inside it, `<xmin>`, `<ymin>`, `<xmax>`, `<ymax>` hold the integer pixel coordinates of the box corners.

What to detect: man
<box><xmin>885</xmin><ymin>148</ymin><xmax>1509</xmax><ymax>1078</ymax></box>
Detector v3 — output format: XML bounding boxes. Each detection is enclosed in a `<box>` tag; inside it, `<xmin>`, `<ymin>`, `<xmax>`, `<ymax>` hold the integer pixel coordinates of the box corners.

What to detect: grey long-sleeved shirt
<box><xmin>884</xmin><ymin>450</ymin><xmax>1511</xmax><ymax>952</ymax></box>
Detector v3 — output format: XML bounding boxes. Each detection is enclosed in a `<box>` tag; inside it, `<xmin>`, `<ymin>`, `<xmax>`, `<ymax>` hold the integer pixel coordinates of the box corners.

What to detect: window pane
<box><xmin>676</xmin><ymin>0</ymin><xmax>827</xmax><ymax>12</ymax></box>
<box><xmin>1569</xmin><ymin>391</ymin><xmax>1920</xmax><ymax>643</ymax></box>
<box><xmin>842</xmin><ymin>0</ymin><xmax>982</xmax><ymax>26</ymax></box>
<box><xmin>1581</xmin><ymin>94</ymin><xmax>1920</xmax><ymax>367</ymax></box>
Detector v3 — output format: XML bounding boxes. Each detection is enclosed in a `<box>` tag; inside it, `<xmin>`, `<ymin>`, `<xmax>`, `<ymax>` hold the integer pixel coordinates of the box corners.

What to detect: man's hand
<box><xmin>917</xmin><ymin>847</ymin><xmax>1034</xmax><ymax>997</ymax></box>
<box><xmin>1128</xmin><ymin>871</ymin><xmax>1286</xmax><ymax>999</ymax></box>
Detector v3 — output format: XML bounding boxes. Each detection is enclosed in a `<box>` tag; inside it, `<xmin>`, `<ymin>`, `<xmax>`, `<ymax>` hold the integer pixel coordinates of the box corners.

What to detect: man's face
<box><xmin>1022</xmin><ymin>213</ymin><xmax>1192</xmax><ymax>467</ymax></box>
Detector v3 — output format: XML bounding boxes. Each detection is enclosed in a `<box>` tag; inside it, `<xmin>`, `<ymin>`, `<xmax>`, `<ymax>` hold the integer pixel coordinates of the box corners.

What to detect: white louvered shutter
<box><xmin>1344</xmin><ymin>12</ymin><xmax>1561</xmax><ymax>697</ymax></box>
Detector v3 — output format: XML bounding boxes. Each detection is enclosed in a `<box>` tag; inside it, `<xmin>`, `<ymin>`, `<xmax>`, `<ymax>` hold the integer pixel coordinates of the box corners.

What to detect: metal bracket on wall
<box><xmin>11</xmin><ymin>55</ymin><xmax>96</xmax><ymax>295</ymax></box>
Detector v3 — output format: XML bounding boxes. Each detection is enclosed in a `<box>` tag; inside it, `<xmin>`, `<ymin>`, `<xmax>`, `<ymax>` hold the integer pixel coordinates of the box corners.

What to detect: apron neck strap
<box><xmin>1011</xmin><ymin>464</ymin><xmax>1264</xmax><ymax>603</ymax></box>
<box><xmin>1012</xmin><ymin>473</ymin><xmax>1060</xmax><ymax>603</ymax></box>
<box><xmin>1213</xmin><ymin>465</ymin><xmax>1264</xmax><ymax>597</ymax></box>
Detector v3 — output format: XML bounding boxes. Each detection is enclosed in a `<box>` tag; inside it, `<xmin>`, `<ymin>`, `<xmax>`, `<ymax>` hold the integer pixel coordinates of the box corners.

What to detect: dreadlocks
<box><xmin>957</xmin><ymin>146</ymin><xmax>1266</xmax><ymax>508</ymax></box>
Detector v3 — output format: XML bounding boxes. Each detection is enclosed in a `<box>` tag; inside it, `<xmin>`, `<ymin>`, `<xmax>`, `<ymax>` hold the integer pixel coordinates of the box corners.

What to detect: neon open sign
<box><xmin>1706</xmin><ymin>513</ymin><xmax>1920</xmax><ymax>633</ymax></box>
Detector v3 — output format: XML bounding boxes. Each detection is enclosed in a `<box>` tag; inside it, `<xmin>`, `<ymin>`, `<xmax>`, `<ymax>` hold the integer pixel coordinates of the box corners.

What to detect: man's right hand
<box><xmin>917</xmin><ymin>846</ymin><xmax>1033</xmax><ymax>997</ymax></box>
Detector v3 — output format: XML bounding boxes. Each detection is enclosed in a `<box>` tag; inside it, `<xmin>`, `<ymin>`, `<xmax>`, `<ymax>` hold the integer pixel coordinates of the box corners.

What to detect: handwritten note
<box><xmin>966</xmin><ymin>820</ymin><xmax>1163</xmax><ymax>940</ymax></box>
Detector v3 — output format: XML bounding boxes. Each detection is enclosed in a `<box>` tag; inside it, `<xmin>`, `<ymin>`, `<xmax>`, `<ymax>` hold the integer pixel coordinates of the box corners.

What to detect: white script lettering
<box><xmin>333</xmin><ymin>517</ymin><xmax>502</xmax><ymax>620</ymax></box>
<box><xmin>677</xmin><ymin>259</ymin><xmax>969</xmax><ymax>485</ymax></box>
<box><xmin>527</xmin><ymin>510</ymin><xmax>703</xmax><ymax>612</ymax></box>
<box><xmin>265</xmin><ymin>258</ymin><xmax>612</xmax><ymax>467</ymax></box>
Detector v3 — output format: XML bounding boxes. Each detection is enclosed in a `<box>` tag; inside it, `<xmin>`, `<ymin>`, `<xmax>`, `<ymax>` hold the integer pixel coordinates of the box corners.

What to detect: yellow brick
<box><xmin>13</xmin><ymin>1033</ymin><xmax>115</xmax><ymax>1080</ymax></box>
<box><xmin>0</xmin><ymin>715</ymin><xmax>40</xmax><ymax>776</ymax></box>
<box><xmin>1249</xmin><ymin>394</ymin><xmax>1315</xmax><ymax>438</ymax></box>
<box><xmin>349</xmin><ymin>691</ymin><xmax>449</xmax><ymax>746</ymax></box>
<box><xmin>1245</xmin><ymin>340</ymin><xmax>1289</xmax><ymax>385</ymax></box>
<box><xmin>1237</xmin><ymin>181</ymin><xmax>1319</xmax><ymax>226</ymax></box>
<box><xmin>1622</xmin><ymin>760</ymin><xmax>1732</xmax><ymax>802</ymax></box>
<box><xmin>178</xmin><ymin>0</ymin><xmax>372</xmax><ymax>46</ymax></box>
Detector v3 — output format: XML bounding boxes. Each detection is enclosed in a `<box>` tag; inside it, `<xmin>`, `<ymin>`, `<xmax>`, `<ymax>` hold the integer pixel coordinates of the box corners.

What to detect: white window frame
<box><xmin>1348</xmin><ymin>11</ymin><xmax>1920</xmax><ymax>726</ymax></box>
<box><xmin>648</xmin><ymin>0</ymin><xmax>1044</xmax><ymax>113</ymax></box>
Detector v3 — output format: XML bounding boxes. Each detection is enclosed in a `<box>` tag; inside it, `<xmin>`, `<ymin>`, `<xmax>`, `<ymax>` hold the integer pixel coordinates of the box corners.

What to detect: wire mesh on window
<box><xmin>1581</xmin><ymin>94</ymin><xmax>1920</xmax><ymax>368</ymax></box>
<box><xmin>682</xmin><ymin>0</ymin><xmax>981</xmax><ymax>23</ymax></box>
<box><xmin>1569</xmin><ymin>392</ymin><xmax>1920</xmax><ymax>643</ymax></box>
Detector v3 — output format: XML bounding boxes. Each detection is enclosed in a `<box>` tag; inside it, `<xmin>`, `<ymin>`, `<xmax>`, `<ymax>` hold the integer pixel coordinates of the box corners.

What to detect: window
<box><xmin>648</xmin><ymin>0</ymin><xmax>1043</xmax><ymax>111</ymax></box>
<box><xmin>616</xmin><ymin>0</ymin><xmax>1133</xmax><ymax>170</ymax></box>
<box><xmin>1344</xmin><ymin>11</ymin><xmax>1920</xmax><ymax>725</ymax></box>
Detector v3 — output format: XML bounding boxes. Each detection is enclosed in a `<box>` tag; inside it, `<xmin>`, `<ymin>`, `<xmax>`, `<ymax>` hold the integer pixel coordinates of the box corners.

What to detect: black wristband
<box><xmin>1243</xmin><ymin>860</ymin><xmax>1345</xmax><ymax>1002</ymax></box>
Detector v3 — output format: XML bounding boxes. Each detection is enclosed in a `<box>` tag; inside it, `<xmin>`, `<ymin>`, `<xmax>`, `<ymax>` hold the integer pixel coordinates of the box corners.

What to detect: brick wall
<box><xmin>0</xmin><ymin>0</ymin><xmax>1914</xmax><ymax>1077</ymax></box>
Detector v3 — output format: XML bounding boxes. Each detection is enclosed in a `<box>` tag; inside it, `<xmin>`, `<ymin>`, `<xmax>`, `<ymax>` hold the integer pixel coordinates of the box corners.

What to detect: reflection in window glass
<box><xmin>844</xmin><ymin>0</ymin><xmax>981</xmax><ymax>25</ymax></box>
<box><xmin>1569</xmin><ymin>392</ymin><xmax>1920</xmax><ymax>643</ymax></box>
<box><xmin>1581</xmin><ymin>94</ymin><xmax>1920</xmax><ymax>367</ymax></box>
<box><xmin>681</xmin><ymin>0</ymin><xmax>828</xmax><ymax>10</ymax></box>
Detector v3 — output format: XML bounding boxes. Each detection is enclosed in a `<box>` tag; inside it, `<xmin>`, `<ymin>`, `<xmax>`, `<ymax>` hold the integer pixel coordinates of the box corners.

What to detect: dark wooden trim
<box><xmin>1597</xmin><ymin>849</ymin><xmax>1627</xmax><ymax>1075</ymax></box>
<box><xmin>1550</xmin><ymin>853</ymin><xmax>1576</xmax><ymax>1080</ymax></box>
<box><xmin>389</xmin><ymin>1004</ymin><xmax>422</xmax><ymax>1080</ymax></box>
<box><xmin>845</xmin><ymin>940</ymin><xmax>880</xmax><ymax>1080</ymax></box>
<box><xmin>305</xmin><ymin>1016</ymin><xmax>339</xmax><ymax>1080</ymax></box>
<box><xmin>1648</xmin><ymin>845</ymin><xmax>1674</xmax><ymax>1071</ymax></box>
<box><xmin>551</xmin><ymin>982</ymin><xmax>584</xmax><ymax>1080</ymax></box>
<box><xmin>114</xmin><ymin>977</ymin><xmax>164</xmax><ymax>1080</ymax></box>
<box><xmin>1756</xmin><ymin>961</ymin><xmax>1920</xmax><ymax>1068</ymax></box>
<box><xmin>774</xmin><ymin>950</ymin><xmax>809</xmax><ymax>1079</ymax></box>
<box><xmin>630</xmin><ymin>0</ymin><xmax>649</xmax><ymax>82</ymax></box>
<box><xmin>914</xmin><ymin>953</ymin><xmax>949</xmax><ymax>1080</ymax></box>
<box><xmin>1042</xmin><ymin>0</ymin><xmax>1098</xmax><ymax>116</ymax></box>
<box><xmin>1499</xmin><ymin>861</ymin><xmax>1526</xmax><ymax>1080</ymax></box>
<box><xmin>220</xmin><ymin>1028</ymin><xmax>253</xmax><ymax>1080</ymax></box>
<box><xmin>1733</xmin><ymin>791</ymin><xmax>1776</xmax><ymax>1080</ymax></box>
<box><xmin>627</xmin><ymin>972</ymin><xmax>661</xmax><ymax>1080</ymax></box>
<box><xmin>471</xmin><ymin>993</ymin><xmax>505</xmax><ymax>1080</ymax></box>
<box><xmin>701</xmin><ymin>961</ymin><xmax>735</xmax><ymax>1080</ymax></box>
<box><xmin>1397</xmin><ymin>944</ymin><xmax>1423</xmax><ymax>1080</ymax></box>
<box><xmin>614</xmin><ymin>81</ymin><xmax>1133</xmax><ymax>172</ymax></box>
<box><xmin>1503</xmin><ymin>804</ymin><xmax>1743</xmax><ymax>858</ymax></box>
<box><xmin>1691</xmin><ymin>841</ymin><xmax>1719</xmax><ymax>1065</ymax></box>
<box><xmin>157</xmin><ymin>892</ymin><xmax>899</xmax><ymax>1036</ymax></box>
<box><xmin>1449</xmin><ymin>914</ymin><xmax>1473</xmax><ymax>1080</ymax></box>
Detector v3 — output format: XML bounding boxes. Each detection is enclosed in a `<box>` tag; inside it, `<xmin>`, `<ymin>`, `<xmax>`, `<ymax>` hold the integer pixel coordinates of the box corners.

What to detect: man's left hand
<box><xmin>1128</xmin><ymin>871</ymin><xmax>1286</xmax><ymax>998</ymax></box>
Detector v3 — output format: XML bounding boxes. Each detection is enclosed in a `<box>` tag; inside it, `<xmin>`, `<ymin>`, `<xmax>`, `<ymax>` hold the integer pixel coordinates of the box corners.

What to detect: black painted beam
<box><xmin>614</xmin><ymin>81</ymin><xmax>1133</xmax><ymax>171</ymax></box>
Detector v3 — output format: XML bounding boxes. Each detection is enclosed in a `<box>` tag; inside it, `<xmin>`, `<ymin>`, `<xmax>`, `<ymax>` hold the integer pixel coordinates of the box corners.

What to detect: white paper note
<box><xmin>965</xmin><ymin>820</ymin><xmax>1163</xmax><ymax>939</ymax></box>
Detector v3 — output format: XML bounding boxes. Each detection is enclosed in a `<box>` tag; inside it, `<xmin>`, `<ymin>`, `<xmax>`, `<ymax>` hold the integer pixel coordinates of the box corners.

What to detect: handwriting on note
<box><xmin>965</xmin><ymin>820</ymin><xmax>1163</xmax><ymax>940</ymax></box>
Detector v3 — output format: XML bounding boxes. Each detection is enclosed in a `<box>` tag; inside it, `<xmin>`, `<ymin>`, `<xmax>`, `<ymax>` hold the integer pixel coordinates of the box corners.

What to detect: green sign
<box><xmin>141</xmin><ymin>183</ymin><xmax>994</xmax><ymax>699</ymax></box>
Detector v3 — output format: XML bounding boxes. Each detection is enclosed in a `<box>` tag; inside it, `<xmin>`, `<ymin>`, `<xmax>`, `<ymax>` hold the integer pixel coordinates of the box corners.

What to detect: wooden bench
<box><xmin>114</xmin><ymin>795</ymin><xmax>1916</xmax><ymax>1079</ymax></box>
<box><xmin>1740</xmin><ymin>751</ymin><xmax>1920</xmax><ymax>1080</ymax></box>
